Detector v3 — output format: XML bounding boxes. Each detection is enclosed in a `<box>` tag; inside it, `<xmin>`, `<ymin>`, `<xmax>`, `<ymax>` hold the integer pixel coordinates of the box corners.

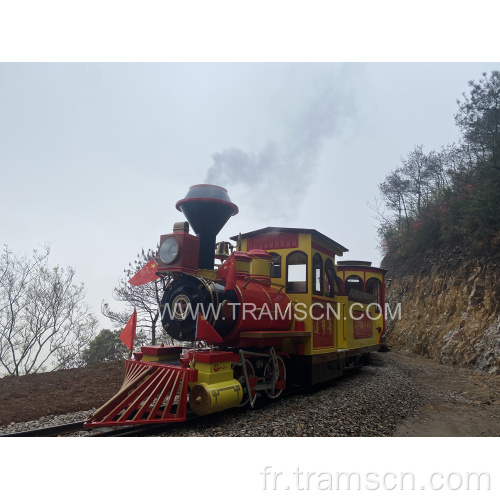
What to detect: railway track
<box><xmin>0</xmin><ymin>416</ymin><xmax>202</xmax><ymax>437</ymax></box>
<box><xmin>0</xmin><ymin>421</ymin><xmax>87</xmax><ymax>437</ymax></box>
<box><xmin>90</xmin><ymin>419</ymin><xmax>197</xmax><ymax>437</ymax></box>
<box><xmin>0</xmin><ymin>397</ymin><xmax>288</xmax><ymax>437</ymax></box>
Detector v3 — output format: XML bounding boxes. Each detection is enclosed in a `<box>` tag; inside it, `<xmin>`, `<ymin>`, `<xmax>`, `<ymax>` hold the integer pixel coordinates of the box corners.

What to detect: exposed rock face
<box><xmin>382</xmin><ymin>246</ymin><xmax>500</xmax><ymax>373</ymax></box>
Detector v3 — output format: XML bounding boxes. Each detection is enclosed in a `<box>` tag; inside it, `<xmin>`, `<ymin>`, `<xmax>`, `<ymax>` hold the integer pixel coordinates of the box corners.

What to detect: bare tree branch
<box><xmin>0</xmin><ymin>245</ymin><xmax>97</xmax><ymax>375</ymax></box>
<box><xmin>101</xmin><ymin>247</ymin><xmax>172</xmax><ymax>345</ymax></box>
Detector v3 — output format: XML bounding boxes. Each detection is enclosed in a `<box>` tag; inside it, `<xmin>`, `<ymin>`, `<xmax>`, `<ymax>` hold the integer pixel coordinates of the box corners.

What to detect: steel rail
<box><xmin>0</xmin><ymin>420</ymin><xmax>87</xmax><ymax>437</ymax></box>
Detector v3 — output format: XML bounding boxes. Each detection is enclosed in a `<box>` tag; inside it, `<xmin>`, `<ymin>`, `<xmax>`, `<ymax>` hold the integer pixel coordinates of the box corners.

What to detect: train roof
<box><xmin>337</xmin><ymin>260</ymin><xmax>372</xmax><ymax>266</ymax></box>
<box><xmin>230</xmin><ymin>227</ymin><xmax>349</xmax><ymax>255</ymax></box>
<box><xmin>337</xmin><ymin>260</ymin><xmax>388</xmax><ymax>274</ymax></box>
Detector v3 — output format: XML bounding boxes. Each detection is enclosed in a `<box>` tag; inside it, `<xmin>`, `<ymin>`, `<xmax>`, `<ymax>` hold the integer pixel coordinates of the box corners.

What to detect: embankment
<box><xmin>383</xmin><ymin>244</ymin><xmax>500</xmax><ymax>373</ymax></box>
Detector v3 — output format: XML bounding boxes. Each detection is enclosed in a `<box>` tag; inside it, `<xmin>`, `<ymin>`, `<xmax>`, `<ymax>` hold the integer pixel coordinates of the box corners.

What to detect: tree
<box><xmin>0</xmin><ymin>245</ymin><xmax>97</xmax><ymax>376</ymax></box>
<box><xmin>375</xmin><ymin>71</ymin><xmax>500</xmax><ymax>259</ymax></box>
<box><xmin>455</xmin><ymin>71</ymin><xmax>500</xmax><ymax>172</ymax></box>
<box><xmin>101</xmin><ymin>248</ymin><xmax>171</xmax><ymax>345</ymax></box>
<box><xmin>437</xmin><ymin>143</ymin><xmax>474</xmax><ymax>191</ymax></box>
<box><xmin>377</xmin><ymin>145</ymin><xmax>457</xmax><ymax>256</ymax></box>
<box><xmin>81</xmin><ymin>328</ymin><xmax>149</xmax><ymax>365</ymax></box>
<box><xmin>82</xmin><ymin>329</ymin><xmax>127</xmax><ymax>365</ymax></box>
<box><xmin>399</xmin><ymin>145</ymin><xmax>433</xmax><ymax>216</ymax></box>
<box><xmin>378</xmin><ymin>164</ymin><xmax>411</xmax><ymax>231</ymax></box>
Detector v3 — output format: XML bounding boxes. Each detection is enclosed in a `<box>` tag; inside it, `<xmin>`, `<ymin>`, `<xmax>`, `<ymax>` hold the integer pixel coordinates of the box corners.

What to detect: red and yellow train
<box><xmin>85</xmin><ymin>185</ymin><xmax>387</xmax><ymax>428</ymax></box>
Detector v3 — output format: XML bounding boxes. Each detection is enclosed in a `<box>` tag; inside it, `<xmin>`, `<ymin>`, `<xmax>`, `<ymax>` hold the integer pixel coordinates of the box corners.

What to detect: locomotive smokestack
<box><xmin>176</xmin><ymin>184</ymin><xmax>238</xmax><ymax>270</ymax></box>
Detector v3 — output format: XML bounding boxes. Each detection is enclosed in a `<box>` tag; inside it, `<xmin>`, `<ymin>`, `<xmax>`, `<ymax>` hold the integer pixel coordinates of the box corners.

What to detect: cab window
<box><xmin>312</xmin><ymin>253</ymin><xmax>323</xmax><ymax>295</ymax></box>
<box><xmin>286</xmin><ymin>251</ymin><xmax>308</xmax><ymax>293</ymax></box>
<box><xmin>345</xmin><ymin>274</ymin><xmax>364</xmax><ymax>295</ymax></box>
<box><xmin>366</xmin><ymin>277</ymin><xmax>383</xmax><ymax>306</ymax></box>
<box><xmin>325</xmin><ymin>258</ymin><xmax>341</xmax><ymax>297</ymax></box>
<box><xmin>269</xmin><ymin>252</ymin><xmax>281</xmax><ymax>278</ymax></box>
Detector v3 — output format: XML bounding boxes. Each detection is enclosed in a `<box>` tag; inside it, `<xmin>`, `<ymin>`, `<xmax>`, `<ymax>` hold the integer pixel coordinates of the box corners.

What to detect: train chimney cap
<box><xmin>175</xmin><ymin>184</ymin><xmax>239</xmax><ymax>216</ymax></box>
<box><xmin>176</xmin><ymin>184</ymin><xmax>238</xmax><ymax>270</ymax></box>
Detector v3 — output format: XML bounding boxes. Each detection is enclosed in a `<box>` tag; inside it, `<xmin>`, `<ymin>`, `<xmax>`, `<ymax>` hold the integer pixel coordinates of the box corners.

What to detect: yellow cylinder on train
<box><xmin>187</xmin><ymin>350</ymin><xmax>243</xmax><ymax>415</ymax></box>
<box><xmin>189</xmin><ymin>380</ymin><xmax>243</xmax><ymax>416</ymax></box>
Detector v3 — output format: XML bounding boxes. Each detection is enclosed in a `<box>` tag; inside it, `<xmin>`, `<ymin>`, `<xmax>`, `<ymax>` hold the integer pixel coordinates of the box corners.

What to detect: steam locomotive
<box><xmin>85</xmin><ymin>185</ymin><xmax>386</xmax><ymax>428</ymax></box>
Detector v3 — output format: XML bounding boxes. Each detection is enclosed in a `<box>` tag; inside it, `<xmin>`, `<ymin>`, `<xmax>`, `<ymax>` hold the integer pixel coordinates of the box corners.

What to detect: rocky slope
<box><xmin>382</xmin><ymin>243</ymin><xmax>500</xmax><ymax>373</ymax></box>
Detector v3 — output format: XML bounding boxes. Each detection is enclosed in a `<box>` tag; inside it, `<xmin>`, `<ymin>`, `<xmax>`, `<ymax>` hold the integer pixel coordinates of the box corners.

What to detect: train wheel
<box><xmin>263</xmin><ymin>356</ymin><xmax>286</xmax><ymax>399</ymax></box>
<box><xmin>233</xmin><ymin>360</ymin><xmax>255</xmax><ymax>407</ymax></box>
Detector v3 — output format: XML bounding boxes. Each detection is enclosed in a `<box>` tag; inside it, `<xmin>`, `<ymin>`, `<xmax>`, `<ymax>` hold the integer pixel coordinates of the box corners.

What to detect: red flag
<box><xmin>120</xmin><ymin>309</ymin><xmax>137</xmax><ymax>354</ymax></box>
<box><xmin>128</xmin><ymin>259</ymin><xmax>159</xmax><ymax>286</ymax></box>
<box><xmin>216</xmin><ymin>253</ymin><xmax>236</xmax><ymax>291</ymax></box>
<box><xmin>196</xmin><ymin>313</ymin><xmax>222</xmax><ymax>344</ymax></box>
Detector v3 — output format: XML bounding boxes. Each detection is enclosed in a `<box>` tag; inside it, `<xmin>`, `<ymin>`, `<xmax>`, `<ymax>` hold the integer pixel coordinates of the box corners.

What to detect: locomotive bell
<box><xmin>176</xmin><ymin>185</ymin><xmax>238</xmax><ymax>270</ymax></box>
<box><xmin>215</xmin><ymin>241</ymin><xmax>232</xmax><ymax>262</ymax></box>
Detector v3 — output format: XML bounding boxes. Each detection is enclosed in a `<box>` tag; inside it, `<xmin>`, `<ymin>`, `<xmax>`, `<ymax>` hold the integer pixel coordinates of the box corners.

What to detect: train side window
<box><xmin>336</xmin><ymin>276</ymin><xmax>344</xmax><ymax>294</ymax></box>
<box><xmin>286</xmin><ymin>251</ymin><xmax>308</xmax><ymax>293</ymax></box>
<box><xmin>269</xmin><ymin>252</ymin><xmax>281</xmax><ymax>278</ymax></box>
<box><xmin>366</xmin><ymin>277</ymin><xmax>383</xmax><ymax>306</ymax></box>
<box><xmin>345</xmin><ymin>274</ymin><xmax>364</xmax><ymax>295</ymax></box>
<box><xmin>312</xmin><ymin>253</ymin><xmax>323</xmax><ymax>295</ymax></box>
<box><xmin>324</xmin><ymin>258</ymin><xmax>340</xmax><ymax>297</ymax></box>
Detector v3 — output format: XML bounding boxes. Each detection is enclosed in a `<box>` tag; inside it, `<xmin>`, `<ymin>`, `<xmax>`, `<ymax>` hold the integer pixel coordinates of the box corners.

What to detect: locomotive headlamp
<box><xmin>160</xmin><ymin>237</ymin><xmax>180</xmax><ymax>264</ymax></box>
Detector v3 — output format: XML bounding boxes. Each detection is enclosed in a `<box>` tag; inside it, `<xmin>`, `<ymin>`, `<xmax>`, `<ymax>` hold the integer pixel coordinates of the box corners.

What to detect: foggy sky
<box><xmin>1</xmin><ymin>63</ymin><xmax>499</xmax><ymax>330</ymax></box>
<box><xmin>205</xmin><ymin>65</ymin><xmax>358</xmax><ymax>219</ymax></box>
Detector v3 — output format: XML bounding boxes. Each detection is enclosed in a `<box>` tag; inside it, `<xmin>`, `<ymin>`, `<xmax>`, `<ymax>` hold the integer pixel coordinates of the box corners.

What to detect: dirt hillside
<box><xmin>0</xmin><ymin>361</ymin><xmax>125</xmax><ymax>425</ymax></box>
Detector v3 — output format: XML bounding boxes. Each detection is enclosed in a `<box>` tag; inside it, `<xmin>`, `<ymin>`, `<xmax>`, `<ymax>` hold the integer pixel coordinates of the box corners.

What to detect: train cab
<box><xmin>231</xmin><ymin>227</ymin><xmax>386</xmax><ymax>385</ymax></box>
